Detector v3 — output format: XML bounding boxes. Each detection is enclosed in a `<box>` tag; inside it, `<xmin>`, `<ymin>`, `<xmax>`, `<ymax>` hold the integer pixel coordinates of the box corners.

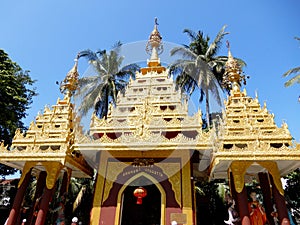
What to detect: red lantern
<box><xmin>133</xmin><ymin>187</ymin><xmax>147</xmax><ymax>204</ymax></box>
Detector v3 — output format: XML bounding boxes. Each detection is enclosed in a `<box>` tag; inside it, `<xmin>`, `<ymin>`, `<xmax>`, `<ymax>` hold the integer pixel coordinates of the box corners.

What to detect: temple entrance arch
<box><xmin>118</xmin><ymin>173</ymin><xmax>165</xmax><ymax>225</ymax></box>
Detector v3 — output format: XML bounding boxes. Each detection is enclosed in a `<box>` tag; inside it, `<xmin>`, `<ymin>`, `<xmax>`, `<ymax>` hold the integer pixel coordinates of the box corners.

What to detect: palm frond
<box><xmin>170</xmin><ymin>47</ymin><xmax>196</xmax><ymax>59</ymax></box>
<box><xmin>283</xmin><ymin>67</ymin><xmax>300</xmax><ymax>77</ymax></box>
<box><xmin>194</xmin><ymin>56</ymin><xmax>216</xmax><ymax>85</ymax></box>
<box><xmin>77</xmin><ymin>84</ymin><xmax>103</xmax><ymax>117</ymax></box>
<box><xmin>76</xmin><ymin>43</ymin><xmax>134</xmax><ymax>118</ymax></box>
<box><xmin>199</xmin><ymin>89</ymin><xmax>205</xmax><ymax>103</ymax></box>
<box><xmin>95</xmin><ymin>49</ymin><xmax>106</xmax><ymax>56</ymax></box>
<box><xmin>73</xmin><ymin>185</ymin><xmax>86</xmax><ymax>212</ymax></box>
<box><xmin>111</xmin><ymin>41</ymin><xmax>122</xmax><ymax>55</ymax></box>
<box><xmin>76</xmin><ymin>76</ymin><xmax>98</xmax><ymax>89</ymax></box>
<box><xmin>183</xmin><ymin>29</ymin><xmax>197</xmax><ymax>42</ymax></box>
<box><xmin>113</xmin><ymin>40</ymin><xmax>122</xmax><ymax>48</ymax></box>
<box><xmin>77</xmin><ymin>49</ymin><xmax>98</xmax><ymax>61</ymax></box>
<box><xmin>283</xmin><ymin>67</ymin><xmax>300</xmax><ymax>87</ymax></box>
<box><xmin>206</xmin><ymin>79</ymin><xmax>223</xmax><ymax>106</ymax></box>
<box><xmin>195</xmin><ymin>186</ymin><xmax>205</xmax><ymax>195</ymax></box>
<box><xmin>205</xmin><ymin>25</ymin><xmax>229</xmax><ymax>58</ymax></box>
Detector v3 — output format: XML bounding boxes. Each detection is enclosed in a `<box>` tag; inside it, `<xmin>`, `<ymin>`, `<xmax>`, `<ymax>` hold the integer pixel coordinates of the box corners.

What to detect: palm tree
<box><xmin>76</xmin><ymin>42</ymin><xmax>139</xmax><ymax>118</ymax></box>
<box><xmin>170</xmin><ymin>25</ymin><xmax>246</xmax><ymax>127</ymax></box>
<box><xmin>283</xmin><ymin>37</ymin><xmax>300</xmax><ymax>91</ymax></box>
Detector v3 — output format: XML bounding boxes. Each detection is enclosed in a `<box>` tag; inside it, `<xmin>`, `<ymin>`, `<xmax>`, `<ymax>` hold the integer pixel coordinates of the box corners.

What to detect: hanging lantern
<box><xmin>133</xmin><ymin>187</ymin><xmax>147</xmax><ymax>204</ymax></box>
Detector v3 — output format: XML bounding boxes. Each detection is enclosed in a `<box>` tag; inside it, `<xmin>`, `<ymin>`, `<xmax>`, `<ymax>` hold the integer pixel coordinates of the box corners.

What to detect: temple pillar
<box><xmin>34</xmin><ymin>186</ymin><xmax>55</xmax><ymax>225</ymax></box>
<box><xmin>236</xmin><ymin>185</ymin><xmax>251</xmax><ymax>225</ymax></box>
<box><xmin>6</xmin><ymin>167</ymin><xmax>32</xmax><ymax>225</ymax></box>
<box><xmin>258</xmin><ymin>172</ymin><xmax>275</xmax><ymax>225</ymax></box>
<box><xmin>181</xmin><ymin>154</ymin><xmax>194</xmax><ymax>225</ymax></box>
<box><xmin>270</xmin><ymin>174</ymin><xmax>290</xmax><ymax>225</ymax></box>
<box><xmin>59</xmin><ymin>170</ymin><xmax>70</xmax><ymax>196</ymax></box>
<box><xmin>34</xmin><ymin>162</ymin><xmax>63</xmax><ymax>225</ymax></box>
<box><xmin>28</xmin><ymin>171</ymin><xmax>47</xmax><ymax>225</ymax></box>
<box><xmin>229</xmin><ymin>167</ymin><xmax>251</xmax><ymax>225</ymax></box>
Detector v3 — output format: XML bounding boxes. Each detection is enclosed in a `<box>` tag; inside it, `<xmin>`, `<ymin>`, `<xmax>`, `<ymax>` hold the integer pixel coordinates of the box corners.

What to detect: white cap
<box><xmin>72</xmin><ymin>217</ymin><xmax>78</xmax><ymax>223</ymax></box>
<box><xmin>171</xmin><ymin>221</ymin><xmax>177</xmax><ymax>225</ymax></box>
<box><xmin>22</xmin><ymin>219</ymin><xmax>27</xmax><ymax>223</ymax></box>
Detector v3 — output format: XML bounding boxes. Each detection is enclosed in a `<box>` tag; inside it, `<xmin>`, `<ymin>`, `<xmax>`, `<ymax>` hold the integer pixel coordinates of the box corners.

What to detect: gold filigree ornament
<box><xmin>128</xmin><ymin>98</ymin><xmax>153</xmax><ymax>139</ymax></box>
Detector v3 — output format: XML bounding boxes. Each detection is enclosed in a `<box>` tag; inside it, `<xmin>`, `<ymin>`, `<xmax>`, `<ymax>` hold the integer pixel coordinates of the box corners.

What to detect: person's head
<box><xmin>250</xmin><ymin>191</ymin><xmax>257</xmax><ymax>201</ymax></box>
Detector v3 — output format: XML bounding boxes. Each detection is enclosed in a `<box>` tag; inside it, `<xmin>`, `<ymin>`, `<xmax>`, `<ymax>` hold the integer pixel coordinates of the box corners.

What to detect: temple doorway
<box><xmin>120</xmin><ymin>176</ymin><xmax>161</xmax><ymax>225</ymax></box>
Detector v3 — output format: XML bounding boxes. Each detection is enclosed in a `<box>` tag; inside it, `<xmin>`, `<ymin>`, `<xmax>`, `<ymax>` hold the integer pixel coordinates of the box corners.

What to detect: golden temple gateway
<box><xmin>0</xmin><ymin>21</ymin><xmax>300</xmax><ymax>225</ymax></box>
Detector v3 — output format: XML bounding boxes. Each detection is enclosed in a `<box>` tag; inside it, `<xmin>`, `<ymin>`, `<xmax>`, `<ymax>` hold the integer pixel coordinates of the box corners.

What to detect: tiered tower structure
<box><xmin>0</xmin><ymin>59</ymin><xmax>93</xmax><ymax>225</ymax></box>
<box><xmin>209</xmin><ymin>46</ymin><xmax>300</xmax><ymax>225</ymax></box>
<box><xmin>76</xmin><ymin>20</ymin><xmax>211</xmax><ymax>225</ymax></box>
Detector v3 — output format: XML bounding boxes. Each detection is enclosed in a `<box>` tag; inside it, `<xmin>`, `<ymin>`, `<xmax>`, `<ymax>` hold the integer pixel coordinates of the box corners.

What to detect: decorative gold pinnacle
<box><xmin>141</xmin><ymin>18</ymin><xmax>166</xmax><ymax>74</ymax></box>
<box><xmin>223</xmin><ymin>41</ymin><xmax>244</xmax><ymax>94</ymax></box>
<box><xmin>60</xmin><ymin>55</ymin><xmax>79</xmax><ymax>97</ymax></box>
<box><xmin>146</xmin><ymin>17</ymin><xmax>163</xmax><ymax>60</ymax></box>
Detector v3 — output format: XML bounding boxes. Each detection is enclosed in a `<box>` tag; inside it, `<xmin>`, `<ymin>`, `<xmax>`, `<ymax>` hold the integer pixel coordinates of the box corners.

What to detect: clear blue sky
<box><xmin>1</xmin><ymin>0</ymin><xmax>300</xmax><ymax>141</ymax></box>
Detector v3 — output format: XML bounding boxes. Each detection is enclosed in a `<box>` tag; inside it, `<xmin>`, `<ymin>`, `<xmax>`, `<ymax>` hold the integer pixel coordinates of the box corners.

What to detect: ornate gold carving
<box><xmin>102</xmin><ymin>162</ymin><xmax>127</xmax><ymax>203</ymax></box>
<box><xmin>160</xmin><ymin>163</ymin><xmax>181</xmax><ymax>207</ymax></box>
<box><xmin>43</xmin><ymin>162</ymin><xmax>63</xmax><ymax>189</ymax></box>
<box><xmin>18</xmin><ymin>162</ymin><xmax>36</xmax><ymax>188</ymax></box>
<box><xmin>230</xmin><ymin>161</ymin><xmax>252</xmax><ymax>193</ymax></box>
<box><xmin>0</xmin><ymin>87</ymin><xmax>92</xmax><ymax>177</ymax></box>
<box><xmin>60</xmin><ymin>57</ymin><xmax>79</xmax><ymax>97</ymax></box>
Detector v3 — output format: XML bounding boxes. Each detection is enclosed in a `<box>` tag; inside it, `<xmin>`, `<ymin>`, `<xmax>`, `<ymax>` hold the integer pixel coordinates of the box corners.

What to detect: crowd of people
<box><xmin>224</xmin><ymin>191</ymin><xmax>296</xmax><ymax>225</ymax></box>
<box><xmin>224</xmin><ymin>191</ymin><xmax>297</xmax><ymax>225</ymax></box>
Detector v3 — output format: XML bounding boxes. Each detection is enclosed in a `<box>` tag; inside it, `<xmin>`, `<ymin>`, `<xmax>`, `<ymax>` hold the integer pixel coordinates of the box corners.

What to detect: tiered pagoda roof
<box><xmin>75</xmin><ymin>22</ymin><xmax>212</xmax><ymax>156</ymax></box>
<box><xmin>0</xmin><ymin>60</ymin><xmax>93</xmax><ymax>178</ymax></box>
<box><xmin>209</xmin><ymin>47</ymin><xmax>300</xmax><ymax>180</ymax></box>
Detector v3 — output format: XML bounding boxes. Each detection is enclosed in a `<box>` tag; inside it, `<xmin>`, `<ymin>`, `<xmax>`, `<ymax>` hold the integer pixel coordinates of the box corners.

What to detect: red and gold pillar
<box><xmin>230</xmin><ymin>162</ymin><xmax>252</xmax><ymax>225</ymax></box>
<box><xmin>270</xmin><ymin>174</ymin><xmax>290</xmax><ymax>225</ymax></box>
<box><xmin>258</xmin><ymin>172</ymin><xmax>275</xmax><ymax>225</ymax></box>
<box><xmin>34</xmin><ymin>162</ymin><xmax>63</xmax><ymax>225</ymax></box>
<box><xmin>230</xmin><ymin>173</ymin><xmax>251</xmax><ymax>225</ymax></box>
<box><xmin>59</xmin><ymin>169</ymin><xmax>70</xmax><ymax>196</ymax></box>
<box><xmin>258</xmin><ymin>162</ymin><xmax>290</xmax><ymax>225</ymax></box>
<box><xmin>28</xmin><ymin>171</ymin><xmax>47</xmax><ymax>225</ymax></box>
<box><xmin>6</xmin><ymin>164</ymin><xmax>32</xmax><ymax>225</ymax></box>
<box><xmin>34</xmin><ymin>186</ymin><xmax>55</xmax><ymax>225</ymax></box>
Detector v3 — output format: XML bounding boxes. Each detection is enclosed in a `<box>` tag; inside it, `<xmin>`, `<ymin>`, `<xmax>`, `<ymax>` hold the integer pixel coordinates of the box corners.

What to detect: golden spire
<box><xmin>146</xmin><ymin>18</ymin><xmax>163</xmax><ymax>61</ymax></box>
<box><xmin>141</xmin><ymin>18</ymin><xmax>166</xmax><ymax>74</ymax></box>
<box><xmin>223</xmin><ymin>41</ymin><xmax>243</xmax><ymax>93</ymax></box>
<box><xmin>60</xmin><ymin>55</ymin><xmax>79</xmax><ymax>97</ymax></box>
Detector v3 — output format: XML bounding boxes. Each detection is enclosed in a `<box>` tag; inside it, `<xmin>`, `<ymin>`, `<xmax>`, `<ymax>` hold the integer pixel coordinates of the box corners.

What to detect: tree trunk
<box><xmin>205</xmin><ymin>89</ymin><xmax>210</xmax><ymax>128</ymax></box>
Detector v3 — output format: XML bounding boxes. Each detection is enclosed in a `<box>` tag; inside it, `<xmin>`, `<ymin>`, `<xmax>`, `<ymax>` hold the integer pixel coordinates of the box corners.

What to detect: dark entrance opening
<box><xmin>121</xmin><ymin>176</ymin><xmax>161</xmax><ymax>225</ymax></box>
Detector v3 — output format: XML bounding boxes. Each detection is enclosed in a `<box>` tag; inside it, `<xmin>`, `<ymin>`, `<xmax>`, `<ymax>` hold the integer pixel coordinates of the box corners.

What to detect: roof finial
<box><xmin>60</xmin><ymin>55</ymin><xmax>79</xmax><ymax>97</ymax></box>
<box><xmin>155</xmin><ymin>17</ymin><xmax>159</xmax><ymax>26</ymax></box>
<box><xmin>226</xmin><ymin>40</ymin><xmax>232</xmax><ymax>58</ymax></box>
<box><xmin>140</xmin><ymin>18</ymin><xmax>166</xmax><ymax>74</ymax></box>
<box><xmin>146</xmin><ymin>17</ymin><xmax>163</xmax><ymax>60</ymax></box>
<box><xmin>223</xmin><ymin>41</ymin><xmax>243</xmax><ymax>94</ymax></box>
